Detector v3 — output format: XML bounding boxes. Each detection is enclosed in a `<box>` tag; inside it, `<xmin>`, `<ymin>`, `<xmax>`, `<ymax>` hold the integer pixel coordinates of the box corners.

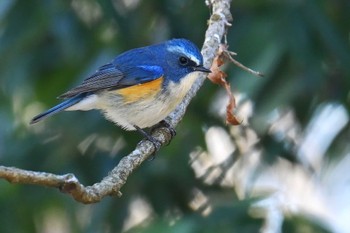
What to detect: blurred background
<box><xmin>0</xmin><ymin>0</ymin><xmax>349</xmax><ymax>232</ymax></box>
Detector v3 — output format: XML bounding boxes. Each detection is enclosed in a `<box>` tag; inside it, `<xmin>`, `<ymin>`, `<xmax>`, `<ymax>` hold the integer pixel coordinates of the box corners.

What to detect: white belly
<box><xmin>67</xmin><ymin>72</ymin><xmax>200</xmax><ymax>130</ymax></box>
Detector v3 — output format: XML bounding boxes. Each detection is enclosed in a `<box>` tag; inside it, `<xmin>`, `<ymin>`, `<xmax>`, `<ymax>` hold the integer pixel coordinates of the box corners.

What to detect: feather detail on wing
<box><xmin>59</xmin><ymin>63</ymin><xmax>164</xmax><ymax>99</ymax></box>
<box><xmin>59</xmin><ymin>63</ymin><xmax>123</xmax><ymax>99</ymax></box>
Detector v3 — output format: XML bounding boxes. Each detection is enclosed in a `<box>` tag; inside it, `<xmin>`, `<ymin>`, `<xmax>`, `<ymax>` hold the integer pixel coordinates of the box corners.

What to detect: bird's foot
<box><xmin>158</xmin><ymin>120</ymin><xmax>176</xmax><ymax>137</ymax></box>
<box><xmin>134</xmin><ymin>125</ymin><xmax>161</xmax><ymax>156</ymax></box>
<box><xmin>152</xmin><ymin>120</ymin><xmax>176</xmax><ymax>146</ymax></box>
<box><xmin>151</xmin><ymin>119</ymin><xmax>176</xmax><ymax>136</ymax></box>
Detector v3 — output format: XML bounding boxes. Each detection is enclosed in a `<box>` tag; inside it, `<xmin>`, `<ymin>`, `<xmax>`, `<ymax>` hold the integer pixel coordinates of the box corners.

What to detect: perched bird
<box><xmin>31</xmin><ymin>38</ymin><xmax>210</xmax><ymax>147</ymax></box>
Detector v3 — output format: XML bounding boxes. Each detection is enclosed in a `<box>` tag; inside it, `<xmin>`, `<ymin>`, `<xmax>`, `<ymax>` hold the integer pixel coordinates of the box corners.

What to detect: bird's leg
<box><xmin>133</xmin><ymin>125</ymin><xmax>161</xmax><ymax>153</ymax></box>
<box><xmin>157</xmin><ymin>120</ymin><xmax>176</xmax><ymax>138</ymax></box>
<box><xmin>150</xmin><ymin>120</ymin><xmax>176</xmax><ymax>146</ymax></box>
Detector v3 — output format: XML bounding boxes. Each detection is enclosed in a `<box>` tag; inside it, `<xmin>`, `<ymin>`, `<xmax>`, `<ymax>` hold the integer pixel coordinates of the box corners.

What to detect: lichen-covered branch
<box><xmin>0</xmin><ymin>0</ymin><xmax>233</xmax><ymax>204</ymax></box>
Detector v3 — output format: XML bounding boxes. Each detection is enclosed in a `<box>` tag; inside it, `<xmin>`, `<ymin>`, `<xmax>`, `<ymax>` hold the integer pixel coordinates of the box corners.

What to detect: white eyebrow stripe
<box><xmin>167</xmin><ymin>45</ymin><xmax>200</xmax><ymax>65</ymax></box>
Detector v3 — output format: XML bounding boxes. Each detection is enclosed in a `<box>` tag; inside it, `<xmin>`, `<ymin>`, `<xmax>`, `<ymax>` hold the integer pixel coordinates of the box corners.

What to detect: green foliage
<box><xmin>1</xmin><ymin>0</ymin><xmax>349</xmax><ymax>232</ymax></box>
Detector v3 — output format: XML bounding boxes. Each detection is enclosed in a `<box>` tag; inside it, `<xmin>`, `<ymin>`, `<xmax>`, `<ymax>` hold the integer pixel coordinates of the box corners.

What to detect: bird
<box><xmin>30</xmin><ymin>38</ymin><xmax>210</xmax><ymax>148</ymax></box>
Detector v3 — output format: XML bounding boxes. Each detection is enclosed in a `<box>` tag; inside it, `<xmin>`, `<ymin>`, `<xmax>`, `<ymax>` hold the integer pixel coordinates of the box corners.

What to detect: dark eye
<box><xmin>179</xmin><ymin>56</ymin><xmax>189</xmax><ymax>66</ymax></box>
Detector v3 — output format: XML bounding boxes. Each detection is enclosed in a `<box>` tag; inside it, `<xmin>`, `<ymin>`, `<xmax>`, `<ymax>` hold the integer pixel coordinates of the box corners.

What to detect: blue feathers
<box><xmin>137</xmin><ymin>65</ymin><xmax>163</xmax><ymax>75</ymax></box>
<box><xmin>166</xmin><ymin>39</ymin><xmax>203</xmax><ymax>64</ymax></box>
<box><xmin>116</xmin><ymin>65</ymin><xmax>164</xmax><ymax>87</ymax></box>
<box><xmin>30</xmin><ymin>94</ymin><xmax>87</xmax><ymax>124</ymax></box>
<box><xmin>30</xmin><ymin>38</ymin><xmax>208</xmax><ymax>126</ymax></box>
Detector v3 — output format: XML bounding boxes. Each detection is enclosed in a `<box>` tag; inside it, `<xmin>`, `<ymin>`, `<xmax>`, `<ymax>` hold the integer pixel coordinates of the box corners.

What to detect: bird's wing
<box><xmin>59</xmin><ymin>63</ymin><xmax>164</xmax><ymax>99</ymax></box>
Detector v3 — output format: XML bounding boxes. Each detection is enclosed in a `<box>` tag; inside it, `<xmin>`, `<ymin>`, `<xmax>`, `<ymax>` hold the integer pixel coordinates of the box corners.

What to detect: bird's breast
<box><xmin>96</xmin><ymin>72</ymin><xmax>200</xmax><ymax>130</ymax></box>
<box><xmin>166</xmin><ymin>72</ymin><xmax>200</xmax><ymax>104</ymax></box>
<box><xmin>114</xmin><ymin>77</ymin><xmax>164</xmax><ymax>104</ymax></box>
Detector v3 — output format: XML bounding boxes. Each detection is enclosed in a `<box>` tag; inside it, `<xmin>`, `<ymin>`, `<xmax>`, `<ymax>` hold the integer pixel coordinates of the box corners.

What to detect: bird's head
<box><xmin>160</xmin><ymin>39</ymin><xmax>211</xmax><ymax>83</ymax></box>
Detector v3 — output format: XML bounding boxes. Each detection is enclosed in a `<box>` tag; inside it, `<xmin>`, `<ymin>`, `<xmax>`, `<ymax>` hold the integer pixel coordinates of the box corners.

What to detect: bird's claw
<box><xmin>152</xmin><ymin>120</ymin><xmax>176</xmax><ymax>138</ymax></box>
<box><xmin>134</xmin><ymin>121</ymin><xmax>175</xmax><ymax>159</ymax></box>
<box><xmin>160</xmin><ymin>120</ymin><xmax>177</xmax><ymax>137</ymax></box>
<box><xmin>134</xmin><ymin>124</ymin><xmax>161</xmax><ymax>155</ymax></box>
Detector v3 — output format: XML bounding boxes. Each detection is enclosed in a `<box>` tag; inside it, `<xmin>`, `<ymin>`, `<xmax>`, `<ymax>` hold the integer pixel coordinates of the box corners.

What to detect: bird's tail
<box><xmin>30</xmin><ymin>94</ymin><xmax>86</xmax><ymax>124</ymax></box>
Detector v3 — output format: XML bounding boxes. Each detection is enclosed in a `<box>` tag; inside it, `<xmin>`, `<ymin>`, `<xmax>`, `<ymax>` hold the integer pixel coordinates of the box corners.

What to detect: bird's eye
<box><xmin>179</xmin><ymin>56</ymin><xmax>189</xmax><ymax>66</ymax></box>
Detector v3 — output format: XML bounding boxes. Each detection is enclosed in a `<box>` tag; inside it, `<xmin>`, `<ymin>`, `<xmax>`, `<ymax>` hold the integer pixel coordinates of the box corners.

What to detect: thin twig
<box><xmin>224</xmin><ymin>50</ymin><xmax>264</xmax><ymax>77</ymax></box>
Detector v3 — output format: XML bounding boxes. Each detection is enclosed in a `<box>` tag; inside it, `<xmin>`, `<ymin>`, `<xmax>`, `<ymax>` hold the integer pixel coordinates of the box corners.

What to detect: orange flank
<box><xmin>115</xmin><ymin>77</ymin><xmax>164</xmax><ymax>103</ymax></box>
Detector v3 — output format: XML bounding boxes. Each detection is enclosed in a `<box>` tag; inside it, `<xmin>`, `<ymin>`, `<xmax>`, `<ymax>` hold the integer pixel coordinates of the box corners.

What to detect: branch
<box><xmin>0</xmin><ymin>0</ymin><xmax>233</xmax><ymax>204</ymax></box>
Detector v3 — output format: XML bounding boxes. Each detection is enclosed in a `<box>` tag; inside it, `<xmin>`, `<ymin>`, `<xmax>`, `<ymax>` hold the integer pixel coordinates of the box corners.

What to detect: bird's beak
<box><xmin>194</xmin><ymin>65</ymin><xmax>211</xmax><ymax>73</ymax></box>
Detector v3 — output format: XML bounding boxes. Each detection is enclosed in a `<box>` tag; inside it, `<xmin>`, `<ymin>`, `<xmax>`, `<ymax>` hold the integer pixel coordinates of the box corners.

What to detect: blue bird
<box><xmin>31</xmin><ymin>38</ymin><xmax>210</xmax><ymax>147</ymax></box>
